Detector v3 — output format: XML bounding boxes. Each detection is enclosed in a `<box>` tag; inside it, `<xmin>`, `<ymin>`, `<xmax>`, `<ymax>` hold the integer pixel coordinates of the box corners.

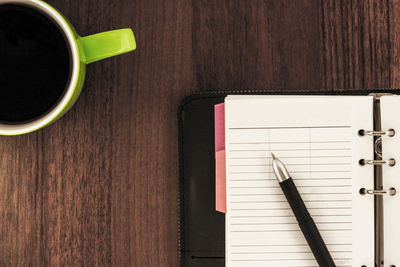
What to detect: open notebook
<box><xmin>224</xmin><ymin>94</ymin><xmax>400</xmax><ymax>267</ymax></box>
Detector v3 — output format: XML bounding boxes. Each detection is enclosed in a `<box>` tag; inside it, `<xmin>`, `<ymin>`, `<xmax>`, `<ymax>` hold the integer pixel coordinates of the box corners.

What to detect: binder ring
<box><xmin>359</xmin><ymin>187</ymin><xmax>396</xmax><ymax>196</ymax></box>
<box><xmin>358</xmin><ymin>129</ymin><xmax>395</xmax><ymax>137</ymax></box>
<box><xmin>359</xmin><ymin>158</ymin><xmax>396</xmax><ymax>166</ymax></box>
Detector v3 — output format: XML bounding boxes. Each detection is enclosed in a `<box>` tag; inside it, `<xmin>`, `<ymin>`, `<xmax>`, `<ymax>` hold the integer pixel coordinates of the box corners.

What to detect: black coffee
<box><xmin>0</xmin><ymin>4</ymin><xmax>71</xmax><ymax>123</ymax></box>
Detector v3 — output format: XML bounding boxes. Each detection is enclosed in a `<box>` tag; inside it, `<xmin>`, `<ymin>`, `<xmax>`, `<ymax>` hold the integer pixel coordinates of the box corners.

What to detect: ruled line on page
<box><xmin>231</xmin><ymin>250</ymin><xmax>352</xmax><ymax>254</ymax></box>
<box><xmin>230</xmin><ymin>178</ymin><xmax>352</xmax><ymax>181</ymax></box>
<box><xmin>229</xmin><ymin>185</ymin><xmax>352</xmax><ymax>189</ymax></box>
<box><xmin>230</xmin><ymin>170</ymin><xmax>351</xmax><ymax>174</ymax></box>
<box><xmin>230</xmin><ymin>199</ymin><xmax>352</xmax><ymax>203</ymax></box>
<box><xmin>230</xmin><ymin>258</ymin><xmax>352</xmax><ymax>261</ymax></box>
<box><xmin>230</xmin><ymin>222</ymin><xmax>352</xmax><ymax>225</ymax></box>
<box><xmin>229</xmin><ymin>156</ymin><xmax>352</xmax><ymax>159</ymax></box>
<box><xmin>290</xmin><ymin>266</ymin><xmax>351</xmax><ymax>267</ymax></box>
<box><xmin>230</xmin><ymin>243</ymin><xmax>352</xmax><ymax>247</ymax></box>
<box><xmin>229</xmin><ymin>141</ymin><xmax>351</xmax><ymax>144</ymax></box>
<box><xmin>231</xmin><ymin>207</ymin><xmax>352</xmax><ymax>211</ymax></box>
<box><xmin>230</xmin><ymin>148</ymin><xmax>351</xmax><ymax>151</ymax></box>
<box><xmin>228</xmin><ymin>126</ymin><xmax>351</xmax><ymax>129</ymax></box>
<box><xmin>231</xmin><ymin>192</ymin><xmax>352</xmax><ymax>196</ymax></box>
<box><xmin>231</xmin><ymin>229</ymin><xmax>352</xmax><ymax>232</ymax></box>
<box><xmin>230</xmin><ymin>214</ymin><xmax>352</xmax><ymax>218</ymax></box>
<box><xmin>230</xmin><ymin>163</ymin><xmax>352</xmax><ymax>166</ymax></box>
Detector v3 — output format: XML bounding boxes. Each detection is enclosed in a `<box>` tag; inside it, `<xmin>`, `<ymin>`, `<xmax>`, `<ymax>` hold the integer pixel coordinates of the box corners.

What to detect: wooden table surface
<box><xmin>1</xmin><ymin>0</ymin><xmax>399</xmax><ymax>266</ymax></box>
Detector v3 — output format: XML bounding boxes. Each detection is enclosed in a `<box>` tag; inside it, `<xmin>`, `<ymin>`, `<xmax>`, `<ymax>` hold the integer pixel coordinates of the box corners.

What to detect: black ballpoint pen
<box><xmin>271</xmin><ymin>153</ymin><xmax>336</xmax><ymax>267</ymax></box>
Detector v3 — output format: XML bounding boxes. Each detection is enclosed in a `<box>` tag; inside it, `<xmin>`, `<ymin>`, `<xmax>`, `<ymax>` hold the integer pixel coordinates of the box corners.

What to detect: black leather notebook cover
<box><xmin>178</xmin><ymin>90</ymin><xmax>399</xmax><ymax>267</ymax></box>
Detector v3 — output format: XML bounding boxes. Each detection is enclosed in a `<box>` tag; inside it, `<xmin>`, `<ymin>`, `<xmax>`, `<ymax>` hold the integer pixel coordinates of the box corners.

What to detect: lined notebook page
<box><xmin>225</xmin><ymin>96</ymin><xmax>374</xmax><ymax>267</ymax></box>
<box><xmin>380</xmin><ymin>95</ymin><xmax>400</xmax><ymax>266</ymax></box>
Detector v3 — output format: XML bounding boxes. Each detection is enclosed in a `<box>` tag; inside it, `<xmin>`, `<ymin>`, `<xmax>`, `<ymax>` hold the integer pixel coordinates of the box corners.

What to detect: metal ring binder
<box><xmin>360</xmin><ymin>188</ymin><xmax>397</xmax><ymax>196</ymax></box>
<box><xmin>359</xmin><ymin>158</ymin><xmax>396</xmax><ymax>166</ymax></box>
<box><xmin>358</xmin><ymin>129</ymin><xmax>395</xmax><ymax>137</ymax></box>
<box><xmin>375</xmin><ymin>137</ymin><xmax>382</xmax><ymax>158</ymax></box>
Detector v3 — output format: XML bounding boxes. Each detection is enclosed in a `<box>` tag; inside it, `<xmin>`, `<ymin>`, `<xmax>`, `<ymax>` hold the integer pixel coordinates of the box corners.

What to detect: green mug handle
<box><xmin>79</xmin><ymin>28</ymin><xmax>136</xmax><ymax>64</ymax></box>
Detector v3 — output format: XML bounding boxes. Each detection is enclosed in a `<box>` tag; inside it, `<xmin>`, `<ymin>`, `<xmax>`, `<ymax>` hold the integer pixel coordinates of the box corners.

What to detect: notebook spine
<box><xmin>359</xmin><ymin>128</ymin><xmax>397</xmax><ymax>197</ymax></box>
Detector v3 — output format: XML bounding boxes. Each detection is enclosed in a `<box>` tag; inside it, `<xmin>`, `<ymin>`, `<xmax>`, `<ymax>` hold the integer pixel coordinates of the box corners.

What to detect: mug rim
<box><xmin>0</xmin><ymin>0</ymin><xmax>80</xmax><ymax>135</ymax></box>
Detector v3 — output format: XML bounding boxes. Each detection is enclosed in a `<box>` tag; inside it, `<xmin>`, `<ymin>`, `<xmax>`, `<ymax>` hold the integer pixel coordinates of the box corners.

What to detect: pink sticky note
<box><xmin>215</xmin><ymin>103</ymin><xmax>225</xmax><ymax>152</ymax></box>
<box><xmin>215</xmin><ymin>103</ymin><xmax>226</xmax><ymax>213</ymax></box>
<box><xmin>216</xmin><ymin>150</ymin><xmax>226</xmax><ymax>213</ymax></box>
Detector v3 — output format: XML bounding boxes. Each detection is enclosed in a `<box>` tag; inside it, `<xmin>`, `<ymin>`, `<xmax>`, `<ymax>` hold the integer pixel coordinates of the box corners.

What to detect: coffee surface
<box><xmin>0</xmin><ymin>4</ymin><xmax>71</xmax><ymax>123</ymax></box>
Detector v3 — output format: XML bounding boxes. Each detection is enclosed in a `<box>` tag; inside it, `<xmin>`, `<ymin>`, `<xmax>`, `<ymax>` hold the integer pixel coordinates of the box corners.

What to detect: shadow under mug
<box><xmin>0</xmin><ymin>0</ymin><xmax>136</xmax><ymax>135</ymax></box>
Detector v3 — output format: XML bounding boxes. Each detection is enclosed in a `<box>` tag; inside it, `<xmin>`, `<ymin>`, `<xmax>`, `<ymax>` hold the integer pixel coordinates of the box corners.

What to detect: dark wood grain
<box><xmin>0</xmin><ymin>0</ymin><xmax>399</xmax><ymax>266</ymax></box>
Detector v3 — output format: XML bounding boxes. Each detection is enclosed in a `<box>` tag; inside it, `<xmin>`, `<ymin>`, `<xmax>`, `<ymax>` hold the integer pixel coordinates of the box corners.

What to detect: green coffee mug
<box><xmin>0</xmin><ymin>0</ymin><xmax>136</xmax><ymax>135</ymax></box>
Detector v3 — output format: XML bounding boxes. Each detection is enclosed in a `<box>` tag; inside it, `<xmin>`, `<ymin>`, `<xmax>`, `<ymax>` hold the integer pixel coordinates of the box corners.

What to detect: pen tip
<box><xmin>271</xmin><ymin>152</ymin><xmax>276</xmax><ymax>160</ymax></box>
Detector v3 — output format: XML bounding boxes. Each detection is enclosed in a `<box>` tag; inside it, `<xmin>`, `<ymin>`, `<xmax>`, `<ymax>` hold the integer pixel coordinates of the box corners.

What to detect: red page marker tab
<box><xmin>215</xmin><ymin>103</ymin><xmax>226</xmax><ymax>213</ymax></box>
<box><xmin>216</xmin><ymin>150</ymin><xmax>226</xmax><ymax>213</ymax></box>
<box><xmin>215</xmin><ymin>103</ymin><xmax>225</xmax><ymax>152</ymax></box>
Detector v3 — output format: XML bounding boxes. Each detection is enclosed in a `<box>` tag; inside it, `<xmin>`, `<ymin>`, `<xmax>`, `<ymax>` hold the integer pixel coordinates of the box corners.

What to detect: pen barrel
<box><xmin>280</xmin><ymin>178</ymin><xmax>336</xmax><ymax>267</ymax></box>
